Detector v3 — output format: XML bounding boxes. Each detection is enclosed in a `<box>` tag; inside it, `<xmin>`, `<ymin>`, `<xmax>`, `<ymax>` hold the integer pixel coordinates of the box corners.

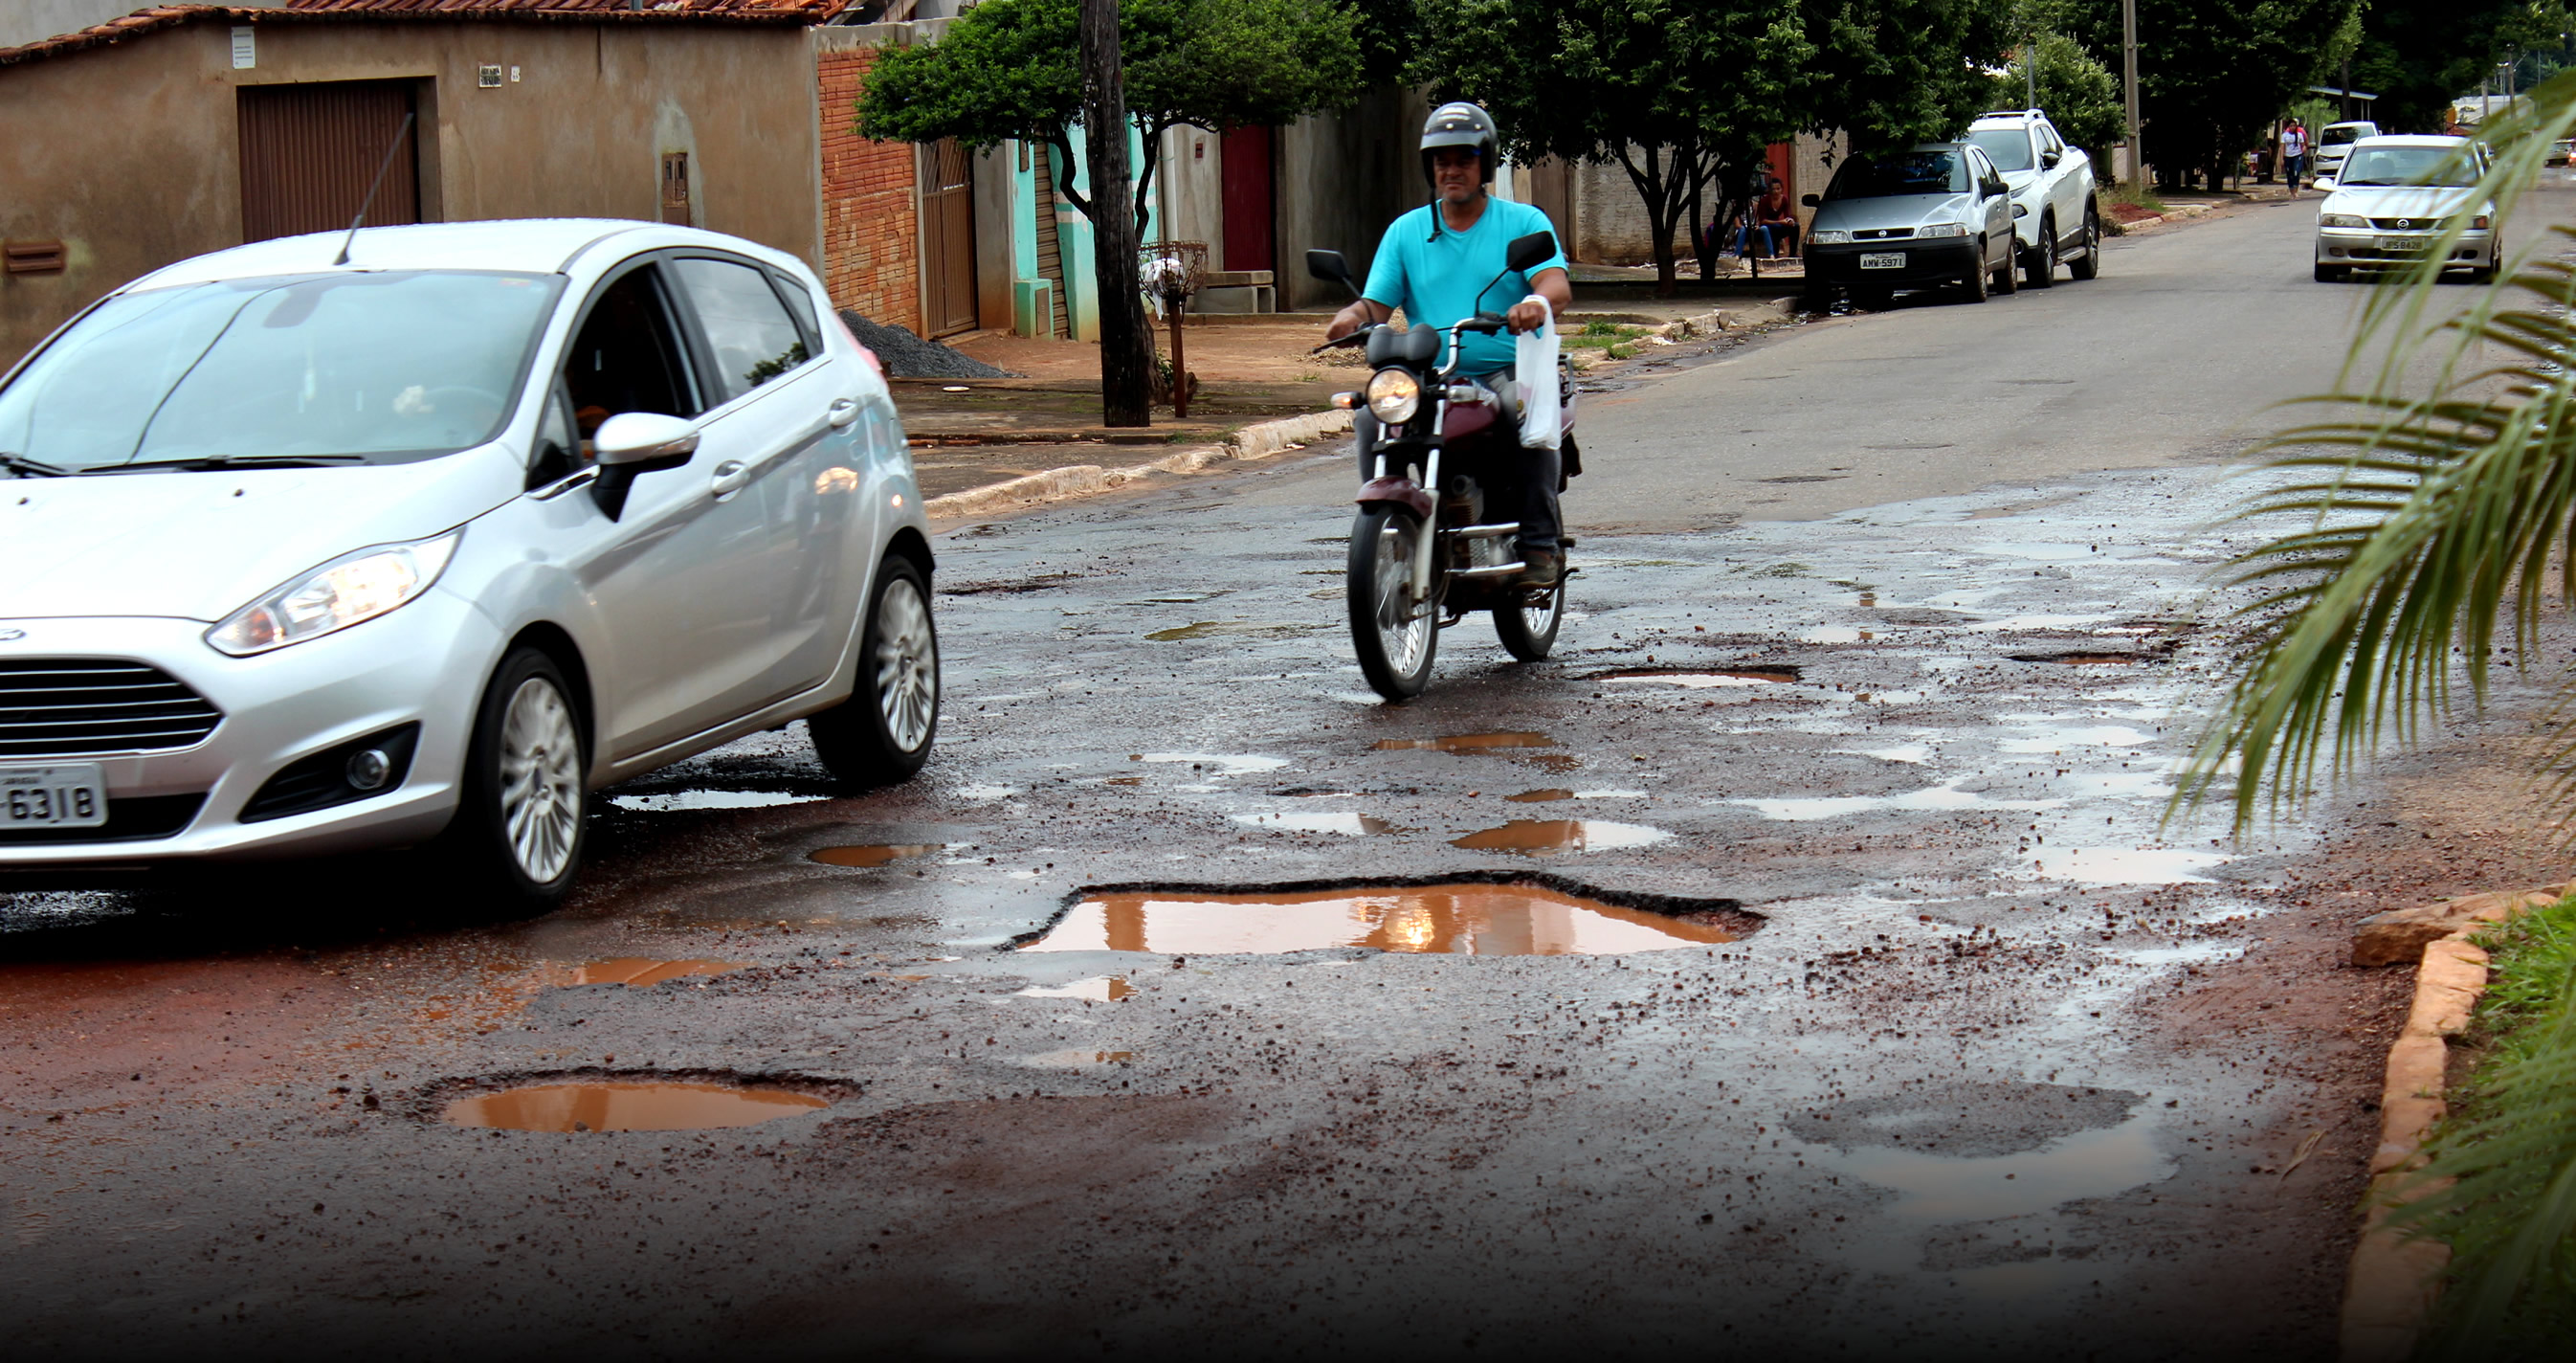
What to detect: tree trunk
<box><xmin>1080</xmin><ymin>0</ymin><xmax>1152</xmax><ymax>428</ymax></box>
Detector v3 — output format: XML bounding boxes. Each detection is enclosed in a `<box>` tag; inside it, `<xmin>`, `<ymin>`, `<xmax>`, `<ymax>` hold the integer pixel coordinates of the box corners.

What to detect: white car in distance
<box><xmin>1964</xmin><ymin>108</ymin><xmax>2101</xmax><ymax>288</ymax></box>
<box><xmin>2312</xmin><ymin>120</ymin><xmax>2379</xmax><ymax>184</ymax></box>
<box><xmin>2313</xmin><ymin>135</ymin><xmax>2498</xmax><ymax>282</ymax></box>
<box><xmin>0</xmin><ymin>219</ymin><xmax>942</xmax><ymax>904</ymax></box>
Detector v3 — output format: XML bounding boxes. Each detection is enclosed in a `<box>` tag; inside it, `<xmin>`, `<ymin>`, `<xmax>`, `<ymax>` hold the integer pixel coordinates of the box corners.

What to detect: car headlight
<box><xmin>2320</xmin><ymin>213</ymin><xmax>2369</xmax><ymax>228</ymax></box>
<box><xmin>1914</xmin><ymin>222</ymin><xmax>1969</xmax><ymax>238</ymax></box>
<box><xmin>1809</xmin><ymin>230</ymin><xmax>1853</xmax><ymax>244</ymax></box>
<box><xmin>2474</xmin><ymin>213</ymin><xmax>2491</xmax><ymax>230</ymax></box>
<box><xmin>1365</xmin><ymin>368</ymin><xmax>1421</xmax><ymax>425</ymax></box>
<box><xmin>206</xmin><ymin>529</ymin><xmax>462</xmax><ymax>657</ymax></box>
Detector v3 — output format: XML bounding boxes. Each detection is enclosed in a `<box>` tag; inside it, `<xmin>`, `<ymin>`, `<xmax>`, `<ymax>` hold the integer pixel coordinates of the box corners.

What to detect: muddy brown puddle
<box><xmin>575</xmin><ymin>959</ymin><xmax>747</xmax><ymax>987</ymax></box>
<box><xmin>1449</xmin><ymin>819</ymin><xmax>1671</xmax><ymax>854</ymax></box>
<box><xmin>1373</xmin><ymin>731</ymin><xmax>1553</xmax><ymax>753</ymax></box>
<box><xmin>443</xmin><ymin>1081</ymin><xmax>828</xmax><ymax>1132</ymax></box>
<box><xmin>1022</xmin><ymin>883</ymin><xmax>1737</xmax><ymax>954</ymax></box>
<box><xmin>811</xmin><ymin>843</ymin><xmax>947</xmax><ymax>868</ymax></box>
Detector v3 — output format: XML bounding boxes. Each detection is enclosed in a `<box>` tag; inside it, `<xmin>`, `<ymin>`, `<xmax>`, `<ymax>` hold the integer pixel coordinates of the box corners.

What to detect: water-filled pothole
<box><xmin>1598</xmin><ymin>667</ymin><xmax>1799</xmax><ymax>687</ymax></box>
<box><xmin>1017</xmin><ymin>879</ymin><xmax>1754</xmax><ymax>955</ymax></box>
<box><xmin>1232</xmin><ymin>812</ymin><xmax>1396</xmax><ymax>836</ymax></box>
<box><xmin>1017</xmin><ymin>975</ymin><xmax>1136</xmax><ymax>1001</ymax></box>
<box><xmin>1505</xmin><ymin>788</ymin><xmax>1647</xmax><ymax>803</ymax></box>
<box><xmin>443</xmin><ymin>1080</ymin><xmax>829</xmax><ymax>1132</ymax></box>
<box><xmin>1374</xmin><ymin>731</ymin><xmax>1554</xmax><ymax>753</ymax></box>
<box><xmin>811</xmin><ymin>843</ymin><xmax>946</xmax><ymax>868</ymax></box>
<box><xmin>2009</xmin><ymin>651</ymin><xmax>2154</xmax><ymax>666</ymax></box>
<box><xmin>1449</xmin><ymin>819</ymin><xmax>1671</xmax><ymax>854</ymax></box>
<box><xmin>574</xmin><ymin>959</ymin><xmax>747</xmax><ymax>987</ymax></box>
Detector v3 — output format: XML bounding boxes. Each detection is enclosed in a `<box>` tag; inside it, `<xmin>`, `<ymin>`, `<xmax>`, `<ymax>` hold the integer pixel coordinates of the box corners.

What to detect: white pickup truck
<box><xmin>1964</xmin><ymin>109</ymin><xmax>2101</xmax><ymax>287</ymax></box>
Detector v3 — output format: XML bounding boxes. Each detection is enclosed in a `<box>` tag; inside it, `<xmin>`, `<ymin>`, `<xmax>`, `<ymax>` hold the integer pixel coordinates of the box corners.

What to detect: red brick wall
<box><xmin>818</xmin><ymin>47</ymin><xmax>921</xmax><ymax>333</ymax></box>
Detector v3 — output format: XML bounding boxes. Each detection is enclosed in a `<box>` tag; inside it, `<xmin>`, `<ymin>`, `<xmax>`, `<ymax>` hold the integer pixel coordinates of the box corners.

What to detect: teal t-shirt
<box><xmin>1362</xmin><ymin>196</ymin><xmax>1567</xmax><ymax>375</ymax></box>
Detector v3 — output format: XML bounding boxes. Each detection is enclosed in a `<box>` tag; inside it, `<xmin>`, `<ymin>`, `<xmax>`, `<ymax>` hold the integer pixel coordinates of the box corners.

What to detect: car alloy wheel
<box><xmin>873</xmin><ymin>571</ymin><xmax>938</xmax><ymax>754</ymax></box>
<box><xmin>498</xmin><ymin>675</ymin><xmax>583</xmax><ymax>885</ymax></box>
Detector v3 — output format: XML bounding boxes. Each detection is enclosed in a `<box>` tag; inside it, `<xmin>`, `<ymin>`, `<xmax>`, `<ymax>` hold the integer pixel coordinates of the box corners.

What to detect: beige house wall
<box><xmin>0</xmin><ymin>16</ymin><xmax>817</xmax><ymax>367</ymax></box>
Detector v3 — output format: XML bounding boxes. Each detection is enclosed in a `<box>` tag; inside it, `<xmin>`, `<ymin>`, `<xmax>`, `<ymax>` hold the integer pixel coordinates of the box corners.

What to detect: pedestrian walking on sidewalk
<box><xmin>2280</xmin><ymin>119</ymin><xmax>2309</xmax><ymax>197</ymax></box>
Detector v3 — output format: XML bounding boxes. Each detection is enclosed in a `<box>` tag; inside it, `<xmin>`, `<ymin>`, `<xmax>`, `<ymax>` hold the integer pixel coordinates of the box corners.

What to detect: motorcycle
<box><xmin>1307</xmin><ymin>231</ymin><xmax>1576</xmax><ymax>701</ymax></box>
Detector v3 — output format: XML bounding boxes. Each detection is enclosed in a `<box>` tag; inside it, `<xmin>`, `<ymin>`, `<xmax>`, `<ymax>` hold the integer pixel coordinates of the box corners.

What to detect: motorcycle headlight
<box><xmin>1914</xmin><ymin>222</ymin><xmax>1969</xmax><ymax>238</ymax></box>
<box><xmin>1365</xmin><ymin>368</ymin><xmax>1421</xmax><ymax>425</ymax></box>
<box><xmin>1808</xmin><ymin>230</ymin><xmax>1853</xmax><ymax>244</ymax></box>
<box><xmin>207</xmin><ymin>529</ymin><xmax>462</xmax><ymax>657</ymax></box>
<box><xmin>2320</xmin><ymin>213</ymin><xmax>2369</xmax><ymax>228</ymax></box>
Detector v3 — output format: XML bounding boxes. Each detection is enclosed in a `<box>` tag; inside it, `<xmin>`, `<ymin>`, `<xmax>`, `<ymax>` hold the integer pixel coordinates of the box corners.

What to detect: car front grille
<box><xmin>1852</xmin><ymin>228</ymin><xmax>1917</xmax><ymax>240</ymax></box>
<box><xmin>0</xmin><ymin>659</ymin><xmax>223</xmax><ymax>759</ymax></box>
<box><xmin>2368</xmin><ymin>215</ymin><xmax>2455</xmax><ymax>231</ymax></box>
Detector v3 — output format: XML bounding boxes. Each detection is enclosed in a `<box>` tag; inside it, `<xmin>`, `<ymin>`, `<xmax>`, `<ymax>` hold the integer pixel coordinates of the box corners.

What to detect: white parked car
<box><xmin>2313</xmin><ymin>121</ymin><xmax>2379</xmax><ymax>183</ymax></box>
<box><xmin>0</xmin><ymin>219</ymin><xmax>940</xmax><ymax>904</ymax></box>
<box><xmin>1964</xmin><ymin>108</ymin><xmax>2101</xmax><ymax>287</ymax></box>
<box><xmin>2313</xmin><ymin>136</ymin><xmax>2498</xmax><ymax>282</ymax></box>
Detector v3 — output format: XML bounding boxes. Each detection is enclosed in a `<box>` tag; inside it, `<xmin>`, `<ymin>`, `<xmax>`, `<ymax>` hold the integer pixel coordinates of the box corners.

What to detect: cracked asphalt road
<box><xmin>8</xmin><ymin>192</ymin><xmax>2574</xmax><ymax>1361</ymax></box>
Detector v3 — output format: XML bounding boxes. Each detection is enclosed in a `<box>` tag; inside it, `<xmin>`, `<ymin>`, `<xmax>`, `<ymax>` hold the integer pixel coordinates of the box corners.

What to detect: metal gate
<box><xmin>1030</xmin><ymin>141</ymin><xmax>1069</xmax><ymax>339</ymax></box>
<box><xmin>918</xmin><ymin>138</ymin><xmax>978</xmax><ymax>338</ymax></box>
<box><xmin>236</xmin><ymin>80</ymin><xmax>420</xmax><ymax>244</ymax></box>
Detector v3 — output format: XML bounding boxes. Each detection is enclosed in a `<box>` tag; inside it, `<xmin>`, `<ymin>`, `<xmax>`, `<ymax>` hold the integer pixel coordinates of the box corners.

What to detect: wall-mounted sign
<box><xmin>231</xmin><ymin>26</ymin><xmax>255</xmax><ymax>70</ymax></box>
<box><xmin>478</xmin><ymin>64</ymin><xmax>503</xmax><ymax>89</ymax></box>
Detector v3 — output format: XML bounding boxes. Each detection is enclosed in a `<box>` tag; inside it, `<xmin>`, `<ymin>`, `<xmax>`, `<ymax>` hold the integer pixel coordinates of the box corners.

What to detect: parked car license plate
<box><xmin>2375</xmin><ymin>235</ymin><xmax>2432</xmax><ymax>253</ymax></box>
<box><xmin>1</xmin><ymin>763</ymin><xmax>108</xmax><ymax>829</ymax></box>
<box><xmin>1859</xmin><ymin>252</ymin><xmax>1906</xmax><ymax>270</ymax></box>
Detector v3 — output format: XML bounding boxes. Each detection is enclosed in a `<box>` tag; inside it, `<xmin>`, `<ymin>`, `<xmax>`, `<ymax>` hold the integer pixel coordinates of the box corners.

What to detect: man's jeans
<box><xmin>1352</xmin><ymin>367</ymin><xmax>1560</xmax><ymax>558</ymax></box>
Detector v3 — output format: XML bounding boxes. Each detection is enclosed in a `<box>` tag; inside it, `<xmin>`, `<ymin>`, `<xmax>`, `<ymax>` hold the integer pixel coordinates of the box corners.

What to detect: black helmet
<box><xmin>1420</xmin><ymin>101</ymin><xmax>1499</xmax><ymax>188</ymax></box>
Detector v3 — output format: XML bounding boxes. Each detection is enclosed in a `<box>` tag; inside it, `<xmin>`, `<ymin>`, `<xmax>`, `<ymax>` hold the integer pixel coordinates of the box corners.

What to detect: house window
<box><xmin>660</xmin><ymin>152</ymin><xmax>691</xmax><ymax>226</ymax></box>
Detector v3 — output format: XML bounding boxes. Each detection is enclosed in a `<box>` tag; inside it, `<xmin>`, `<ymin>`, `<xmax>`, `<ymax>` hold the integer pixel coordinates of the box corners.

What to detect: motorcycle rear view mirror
<box><xmin>1505</xmin><ymin>232</ymin><xmax>1557</xmax><ymax>274</ymax></box>
<box><xmin>1306</xmin><ymin>249</ymin><xmax>1361</xmax><ymax>299</ymax></box>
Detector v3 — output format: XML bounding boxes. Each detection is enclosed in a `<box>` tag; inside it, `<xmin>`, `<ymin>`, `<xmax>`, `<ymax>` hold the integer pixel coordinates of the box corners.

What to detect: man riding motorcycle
<box><xmin>1324</xmin><ymin>102</ymin><xmax>1574</xmax><ymax>587</ymax></box>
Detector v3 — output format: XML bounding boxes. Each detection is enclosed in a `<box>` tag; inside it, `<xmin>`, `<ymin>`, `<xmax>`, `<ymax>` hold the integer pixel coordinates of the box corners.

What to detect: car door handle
<box><xmin>828</xmin><ymin>397</ymin><xmax>861</xmax><ymax>428</ymax></box>
<box><xmin>709</xmin><ymin>460</ymin><xmax>751</xmax><ymax>499</ymax></box>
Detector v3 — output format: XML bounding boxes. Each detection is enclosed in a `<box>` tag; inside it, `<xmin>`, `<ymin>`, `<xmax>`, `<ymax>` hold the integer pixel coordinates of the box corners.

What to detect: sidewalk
<box><xmin>904</xmin><ymin>294</ymin><xmax>1794</xmax><ymax>511</ymax></box>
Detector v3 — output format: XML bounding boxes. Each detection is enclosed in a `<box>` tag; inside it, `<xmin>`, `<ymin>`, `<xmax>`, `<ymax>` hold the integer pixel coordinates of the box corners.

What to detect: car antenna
<box><xmin>332</xmin><ymin>111</ymin><xmax>417</xmax><ymax>267</ymax></box>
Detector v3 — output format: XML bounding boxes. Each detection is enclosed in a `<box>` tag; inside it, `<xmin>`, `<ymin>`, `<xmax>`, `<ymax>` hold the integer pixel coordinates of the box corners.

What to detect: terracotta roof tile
<box><xmin>2</xmin><ymin>2</ymin><xmax>853</xmax><ymax>70</ymax></box>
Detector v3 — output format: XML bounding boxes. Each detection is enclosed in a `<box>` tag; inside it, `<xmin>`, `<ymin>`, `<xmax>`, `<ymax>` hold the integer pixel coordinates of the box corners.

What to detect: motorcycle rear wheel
<box><xmin>1494</xmin><ymin>572</ymin><xmax>1565</xmax><ymax>661</ymax></box>
<box><xmin>1348</xmin><ymin>504</ymin><xmax>1438</xmax><ymax>700</ymax></box>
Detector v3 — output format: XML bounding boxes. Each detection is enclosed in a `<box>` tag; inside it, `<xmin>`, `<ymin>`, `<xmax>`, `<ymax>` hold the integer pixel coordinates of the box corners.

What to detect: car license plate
<box><xmin>2375</xmin><ymin>235</ymin><xmax>2432</xmax><ymax>253</ymax></box>
<box><xmin>1859</xmin><ymin>252</ymin><xmax>1906</xmax><ymax>270</ymax></box>
<box><xmin>1</xmin><ymin>763</ymin><xmax>108</xmax><ymax>829</ymax></box>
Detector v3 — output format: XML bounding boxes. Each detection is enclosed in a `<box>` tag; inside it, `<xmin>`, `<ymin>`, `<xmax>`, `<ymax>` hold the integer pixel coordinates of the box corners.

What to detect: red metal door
<box><xmin>236</xmin><ymin>80</ymin><xmax>420</xmax><ymax>244</ymax></box>
<box><xmin>1220</xmin><ymin>125</ymin><xmax>1275</xmax><ymax>272</ymax></box>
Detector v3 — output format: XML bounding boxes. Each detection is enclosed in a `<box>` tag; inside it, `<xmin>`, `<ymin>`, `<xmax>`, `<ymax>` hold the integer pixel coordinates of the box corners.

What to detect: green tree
<box><xmin>2175</xmin><ymin>76</ymin><xmax>2576</xmax><ymax>1354</ymax></box>
<box><xmin>2065</xmin><ymin>0</ymin><xmax>2360</xmax><ymax>189</ymax></box>
<box><xmin>857</xmin><ymin>0</ymin><xmax>1361</xmax><ymax>239</ymax></box>
<box><xmin>1997</xmin><ymin>29</ymin><xmax>2125</xmax><ymax>156</ymax></box>
<box><xmin>1441</xmin><ymin>0</ymin><xmax>2006</xmax><ymax>294</ymax></box>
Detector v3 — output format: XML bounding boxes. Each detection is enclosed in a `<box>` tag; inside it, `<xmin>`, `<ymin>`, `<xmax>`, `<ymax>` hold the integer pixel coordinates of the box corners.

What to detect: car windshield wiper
<box><xmin>106</xmin><ymin>454</ymin><xmax>370</xmax><ymax>473</ymax></box>
<box><xmin>2</xmin><ymin>452</ymin><xmax>68</xmax><ymax>478</ymax></box>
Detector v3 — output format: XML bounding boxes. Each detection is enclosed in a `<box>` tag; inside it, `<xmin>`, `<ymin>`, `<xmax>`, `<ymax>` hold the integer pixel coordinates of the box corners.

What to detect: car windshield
<box><xmin>2321</xmin><ymin>124</ymin><xmax>2371</xmax><ymax>145</ymax></box>
<box><xmin>2337</xmin><ymin>145</ymin><xmax>2479</xmax><ymax>188</ymax></box>
<box><xmin>1965</xmin><ymin>128</ymin><xmax>2034</xmax><ymax>171</ymax></box>
<box><xmin>0</xmin><ymin>270</ymin><xmax>562</xmax><ymax>475</ymax></box>
<box><xmin>1826</xmin><ymin>150</ymin><xmax>1967</xmax><ymax>199</ymax></box>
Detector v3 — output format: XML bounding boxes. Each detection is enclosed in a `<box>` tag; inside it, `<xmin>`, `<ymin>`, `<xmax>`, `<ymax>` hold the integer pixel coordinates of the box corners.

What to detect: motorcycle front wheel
<box><xmin>1494</xmin><ymin>572</ymin><xmax>1565</xmax><ymax>661</ymax></box>
<box><xmin>1347</xmin><ymin>504</ymin><xmax>1438</xmax><ymax>700</ymax></box>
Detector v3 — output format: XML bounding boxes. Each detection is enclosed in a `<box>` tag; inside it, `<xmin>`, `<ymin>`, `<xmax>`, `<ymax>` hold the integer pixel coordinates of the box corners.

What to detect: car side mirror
<box><xmin>594</xmin><ymin>412</ymin><xmax>700</xmax><ymax>469</ymax></box>
<box><xmin>589</xmin><ymin>412</ymin><xmax>699</xmax><ymax>521</ymax></box>
<box><xmin>2041</xmin><ymin>149</ymin><xmax>2061</xmax><ymax>169</ymax></box>
<box><xmin>1505</xmin><ymin>231</ymin><xmax>1557</xmax><ymax>273</ymax></box>
<box><xmin>1305</xmin><ymin>249</ymin><xmax>1360</xmax><ymax>298</ymax></box>
<box><xmin>1801</xmin><ymin>193</ymin><xmax>1820</xmax><ymax>208</ymax></box>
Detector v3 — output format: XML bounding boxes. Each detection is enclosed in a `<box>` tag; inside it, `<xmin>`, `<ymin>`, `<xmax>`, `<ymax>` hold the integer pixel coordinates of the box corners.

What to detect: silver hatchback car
<box><xmin>1802</xmin><ymin>143</ymin><xmax>2021</xmax><ymax>307</ymax></box>
<box><xmin>0</xmin><ymin>219</ymin><xmax>939</xmax><ymax>904</ymax></box>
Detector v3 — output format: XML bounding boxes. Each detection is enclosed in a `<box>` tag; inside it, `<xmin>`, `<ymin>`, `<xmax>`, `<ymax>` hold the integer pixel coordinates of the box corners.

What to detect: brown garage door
<box><xmin>237</xmin><ymin>80</ymin><xmax>420</xmax><ymax>244</ymax></box>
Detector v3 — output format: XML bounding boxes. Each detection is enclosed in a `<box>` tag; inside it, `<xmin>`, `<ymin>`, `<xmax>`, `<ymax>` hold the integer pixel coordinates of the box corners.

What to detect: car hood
<box><xmin>2002</xmin><ymin>168</ymin><xmax>2040</xmax><ymax>193</ymax></box>
<box><xmin>2321</xmin><ymin>185</ymin><xmax>2481</xmax><ymax>219</ymax></box>
<box><xmin>1811</xmin><ymin>192</ymin><xmax>1976</xmax><ymax>234</ymax></box>
<box><xmin>0</xmin><ymin>452</ymin><xmax>518</xmax><ymax>623</ymax></box>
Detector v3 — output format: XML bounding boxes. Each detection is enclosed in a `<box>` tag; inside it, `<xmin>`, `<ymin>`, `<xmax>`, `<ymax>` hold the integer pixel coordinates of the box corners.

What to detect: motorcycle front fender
<box><xmin>1355</xmin><ymin>476</ymin><xmax>1433</xmax><ymax>520</ymax></box>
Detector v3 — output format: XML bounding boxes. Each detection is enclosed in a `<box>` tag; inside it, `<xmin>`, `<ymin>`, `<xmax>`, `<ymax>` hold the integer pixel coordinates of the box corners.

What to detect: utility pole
<box><xmin>1080</xmin><ymin>0</ymin><xmax>1153</xmax><ymax>427</ymax></box>
<box><xmin>2121</xmin><ymin>0</ymin><xmax>2143</xmax><ymax>192</ymax></box>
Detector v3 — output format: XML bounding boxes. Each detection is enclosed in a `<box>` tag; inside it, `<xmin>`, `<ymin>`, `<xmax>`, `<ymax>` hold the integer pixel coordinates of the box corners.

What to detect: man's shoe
<box><xmin>1516</xmin><ymin>548</ymin><xmax>1562</xmax><ymax>588</ymax></box>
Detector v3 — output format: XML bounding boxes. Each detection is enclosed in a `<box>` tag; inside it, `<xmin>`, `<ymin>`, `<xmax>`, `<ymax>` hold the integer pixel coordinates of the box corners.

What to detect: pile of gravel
<box><xmin>837</xmin><ymin>310</ymin><xmax>1015</xmax><ymax>379</ymax></box>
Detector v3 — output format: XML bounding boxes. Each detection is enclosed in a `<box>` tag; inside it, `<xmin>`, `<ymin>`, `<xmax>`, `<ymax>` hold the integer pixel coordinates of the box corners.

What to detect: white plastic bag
<box><xmin>1514</xmin><ymin>297</ymin><xmax>1561</xmax><ymax>450</ymax></box>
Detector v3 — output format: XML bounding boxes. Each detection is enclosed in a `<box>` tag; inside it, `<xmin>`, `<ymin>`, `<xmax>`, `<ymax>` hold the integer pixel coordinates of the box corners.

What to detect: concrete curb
<box><xmin>922</xmin><ymin>410</ymin><xmax>1354</xmax><ymax>520</ymax></box>
<box><xmin>2338</xmin><ymin>882</ymin><xmax>2566</xmax><ymax>1362</ymax></box>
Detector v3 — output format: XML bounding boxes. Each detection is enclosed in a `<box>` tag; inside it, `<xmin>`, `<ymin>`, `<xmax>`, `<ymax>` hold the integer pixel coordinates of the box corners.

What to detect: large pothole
<box><xmin>1013</xmin><ymin>875</ymin><xmax>1760</xmax><ymax>956</ymax></box>
<box><xmin>430</xmin><ymin>1071</ymin><xmax>847</xmax><ymax>1132</ymax></box>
